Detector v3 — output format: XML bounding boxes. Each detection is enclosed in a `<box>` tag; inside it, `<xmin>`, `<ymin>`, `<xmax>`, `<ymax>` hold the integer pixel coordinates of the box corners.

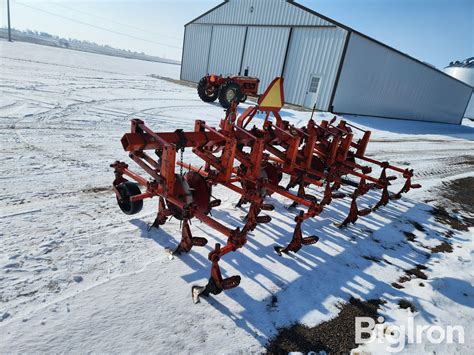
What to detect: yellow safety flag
<box><xmin>258</xmin><ymin>77</ymin><xmax>285</xmax><ymax>112</ymax></box>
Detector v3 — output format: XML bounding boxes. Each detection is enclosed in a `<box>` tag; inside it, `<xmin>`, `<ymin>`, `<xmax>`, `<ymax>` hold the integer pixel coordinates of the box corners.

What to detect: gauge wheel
<box><xmin>116</xmin><ymin>182</ymin><xmax>143</xmax><ymax>215</ymax></box>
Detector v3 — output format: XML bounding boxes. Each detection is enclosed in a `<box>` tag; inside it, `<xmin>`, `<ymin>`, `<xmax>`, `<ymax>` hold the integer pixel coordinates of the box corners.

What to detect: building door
<box><xmin>180</xmin><ymin>25</ymin><xmax>212</xmax><ymax>82</ymax></box>
<box><xmin>304</xmin><ymin>75</ymin><xmax>321</xmax><ymax>108</ymax></box>
<box><xmin>240</xmin><ymin>27</ymin><xmax>290</xmax><ymax>93</ymax></box>
<box><xmin>207</xmin><ymin>26</ymin><xmax>247</xmax><ymax>76</ymax></box>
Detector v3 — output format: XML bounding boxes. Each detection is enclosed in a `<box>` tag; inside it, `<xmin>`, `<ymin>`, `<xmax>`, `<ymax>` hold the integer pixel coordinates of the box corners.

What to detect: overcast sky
<box><xmin>1</xmin><ymin>0</ymin><xmax>472</xmax><ymax>67</ymax></box>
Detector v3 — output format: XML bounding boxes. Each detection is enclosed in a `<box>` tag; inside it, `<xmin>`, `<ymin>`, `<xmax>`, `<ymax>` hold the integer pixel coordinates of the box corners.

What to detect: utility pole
<box><xmin>7</xmin><ymin>0</ymin><xmax>12</xmax><ymax>42</ymax></box>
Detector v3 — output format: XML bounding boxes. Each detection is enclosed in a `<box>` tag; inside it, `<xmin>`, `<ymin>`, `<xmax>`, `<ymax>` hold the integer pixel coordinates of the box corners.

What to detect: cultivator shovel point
<box><xmin>274</xmin><ymin>210</ymin><xmax>320</xmax><ymax>256</ymax></box>
<box><xmin>111</xmin><ymin>77</ymin><xmax>421</xmax><ymax>303</ymax></box>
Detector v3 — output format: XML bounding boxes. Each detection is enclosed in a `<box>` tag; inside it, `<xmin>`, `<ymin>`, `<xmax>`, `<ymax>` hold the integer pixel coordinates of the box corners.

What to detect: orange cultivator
<box><xmin>111</xmin><ymin>78</ymin><xmax>421</xmax><ymax>303</ymax></box>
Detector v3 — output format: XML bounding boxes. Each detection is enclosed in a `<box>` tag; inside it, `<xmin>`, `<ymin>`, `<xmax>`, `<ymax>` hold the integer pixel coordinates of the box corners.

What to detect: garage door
<box><xmin>240</xmin><ymin>27</ymin><xmax>290</xmax><ymax>93</ymax></box>
<box><xmin>181</xmin><ymin>24</ymin><xmax>212</xmax><ymax>82</ymax></box>
<box><xmin>208</xmin><ymin>26</ymin><xmax>247</xmax><ymax>76</ymax></box>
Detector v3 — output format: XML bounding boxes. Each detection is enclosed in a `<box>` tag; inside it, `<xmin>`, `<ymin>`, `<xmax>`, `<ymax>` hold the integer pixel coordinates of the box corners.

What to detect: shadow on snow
<box><xmin>129</xmin><ymin>183</ymin><xmax>469</xmax><ymax>347</ymax></box>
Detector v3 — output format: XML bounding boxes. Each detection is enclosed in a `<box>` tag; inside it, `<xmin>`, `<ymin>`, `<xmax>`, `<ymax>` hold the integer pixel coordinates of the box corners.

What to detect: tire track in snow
<box><xmin>8</xmin><ymin>98</ymin><xmax>204</xmax><ymax>168</ymax></box>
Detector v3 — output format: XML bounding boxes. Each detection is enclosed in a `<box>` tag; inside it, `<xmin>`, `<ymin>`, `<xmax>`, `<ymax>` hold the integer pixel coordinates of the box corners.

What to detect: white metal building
<box><xmin>180</xmin><ymin>0</ymin><xmax>473</xmax><ymax>124</ymax></box>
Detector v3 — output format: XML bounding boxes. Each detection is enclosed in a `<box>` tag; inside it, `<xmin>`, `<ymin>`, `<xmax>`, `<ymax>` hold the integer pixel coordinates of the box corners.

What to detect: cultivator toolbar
<box><xmin>111</xmin><ymin>78</ymin><xmax>420</xmax><ymax>303</ymax></box>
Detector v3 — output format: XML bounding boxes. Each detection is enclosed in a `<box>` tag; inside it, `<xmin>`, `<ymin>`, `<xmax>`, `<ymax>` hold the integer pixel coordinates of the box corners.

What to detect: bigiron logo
<box><xmin>355</xmin><ymin>316</ymin><xmax>465</xmax><ymax>353</ymax></box>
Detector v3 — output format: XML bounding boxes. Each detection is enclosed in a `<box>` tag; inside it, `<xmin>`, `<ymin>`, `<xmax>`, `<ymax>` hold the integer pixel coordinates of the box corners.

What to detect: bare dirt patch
<box><xmin>405</xmin><ymin>264</ymin><xmax>428</xmax><ymax>280</ymax></box>
<box><xmin>430</xmin><ymin>206</ymin><xmax>470</xmax><ymax>232</ymax></box>
<box><xmin>403</xmin><ymin>231</ymin><xmax>416</xmax><ymax>242</ymax></box>
<box><xmin>266</xmin><ymin>298</ymin><xmax>383</xmax><ymax>354</ymax></box>
<box><xmin>149</xmin><ymin>74</ymin><xmax>197</xmax><ymax>89</ymax></box>
<box><xmin>398</xmin><ymin>299</ymin><xmax>416</xmax><ymax>312</ymax></box>
<box><xmin>408</xmin><ymin>220</ymin><xmax>426</xmax><ymax>232</ymax></box>
<box><xmin>429</xmin><ymin>176</ymin><xmax>474</xmax><ymax>230</ymax></box>
<box><xmin>396</xmin><ymin>264</ymin><xmax>428</xmax><ymax>287</ymax></box>
<box><xmin>81</xmin><ymin>186</ymin><xmax>110</xmax><ymax>194</ymax></box>
<box><xmin>391</xmin><ymin>282</ymin><xmax>405</xmax><ymax>289</ymax></box>
<box><xmin>430</xmin><ymin>241</ymin><xmax>453</xmax><ymax>253</ymax></box>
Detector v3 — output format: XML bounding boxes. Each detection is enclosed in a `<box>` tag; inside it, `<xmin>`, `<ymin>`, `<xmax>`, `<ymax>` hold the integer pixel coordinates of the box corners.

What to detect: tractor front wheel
<box><xmin>197</xmin><ymin>77</ymin><xmax>218</xmax><ymax>102</ymax></box>
<box><xmin>116</xmin><ymin>182</ymin><xmax>143</xmax><ymax>215</ymax></box>
<box><xmin>218</xmin><ymin>82</ymin><xmax>242</xmax><ymax>108</ymax></box>
<box><xmin>240</xmin><ymin>94</ymin><xmax>247</xmax><ymax>103</ymax></box>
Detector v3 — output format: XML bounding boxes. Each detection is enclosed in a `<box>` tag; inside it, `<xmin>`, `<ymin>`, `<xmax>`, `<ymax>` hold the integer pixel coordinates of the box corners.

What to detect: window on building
<box><xmin>308</xmin><ymin>76</ymin><xmax>320</xmax><ymax>94</ymax></box>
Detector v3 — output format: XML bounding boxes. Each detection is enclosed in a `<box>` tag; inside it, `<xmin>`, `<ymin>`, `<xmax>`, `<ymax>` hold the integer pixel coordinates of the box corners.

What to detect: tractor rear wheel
<box><xmin>116</xmin><ymin>182</ymin><xmax>143</xmax><ymax>215</ymax></box>
<box><xmin>218</xmin><ymin>81</ymin><xmax>242</xmax><ymax>108</ymax></box>
<box><xmin>197</xmin><ymin>77</ymin><xmax>218</xmax><ymax>102</ymax></box>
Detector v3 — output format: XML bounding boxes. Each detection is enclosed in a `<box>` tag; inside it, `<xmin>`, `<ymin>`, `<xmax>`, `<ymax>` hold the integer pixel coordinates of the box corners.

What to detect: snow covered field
<box><xmin>1</xmin><ymin>40</ymin><xmax>473</xmax><ymax>353</ymax></box>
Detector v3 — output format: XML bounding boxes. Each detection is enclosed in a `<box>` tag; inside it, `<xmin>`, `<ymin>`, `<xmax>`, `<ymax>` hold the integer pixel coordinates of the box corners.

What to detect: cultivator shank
<box><xmin>111</xmin><ymin>77</ymin><xmax>420</xmax><ymax>303</ymax></box>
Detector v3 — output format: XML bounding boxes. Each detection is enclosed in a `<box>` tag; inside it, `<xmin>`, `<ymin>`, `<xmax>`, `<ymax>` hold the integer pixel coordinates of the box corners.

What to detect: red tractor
<box><xmin>197</xmin><ymin>74</ymin><xmax>260</xmax><ymax>108</ymax></box>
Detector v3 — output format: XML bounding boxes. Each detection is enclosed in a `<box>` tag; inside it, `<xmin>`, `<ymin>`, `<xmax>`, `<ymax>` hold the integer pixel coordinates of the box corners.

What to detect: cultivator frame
<box><xmin>111</xmin><ymin>77</ymin><xmax>420</xmax><ymax>303</ymax></box>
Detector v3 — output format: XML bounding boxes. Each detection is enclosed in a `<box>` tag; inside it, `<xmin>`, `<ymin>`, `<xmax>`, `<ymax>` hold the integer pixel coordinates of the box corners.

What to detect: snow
<box><xmin>0</xmin><ymin>39</ymin><xmax>180</xmax><ymax>79</ymax></box>
<box><xmin>1</xmin><ymin>40</ymin><xmax>473</xmax><ymax>353</ymax></box>
<box><xmin>352</xmin><ymin>236</ymin><xmax>474</xmax><ymax>354</ymax></box>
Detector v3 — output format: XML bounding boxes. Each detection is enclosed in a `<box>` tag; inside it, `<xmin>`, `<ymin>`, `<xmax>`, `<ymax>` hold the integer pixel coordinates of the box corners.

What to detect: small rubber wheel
<box><xmin>116</xmin><ymin>182</ymin><xmax>143</xmax><ymax>215</ymax></box>
<box><xmin>218</xmin><ymin>82</ymin><xmax>242</xmax><ymax>108</ymax></box>
<box><xmin>240</xmin><ymin>94</ymin><xmax>247</xmax><ymax>103</ymax></box>
<box><xmin>197</xmin><ymin>77</ymin><xmax>218</xmax><ymax>102</ymax></box>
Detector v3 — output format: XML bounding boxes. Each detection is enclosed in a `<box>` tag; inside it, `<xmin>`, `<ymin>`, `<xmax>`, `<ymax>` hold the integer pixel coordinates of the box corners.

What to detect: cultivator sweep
<box><xmin>111</xmin><ymin>78</ymin><xmax>421</xmax><ymax>303</ymax></box>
